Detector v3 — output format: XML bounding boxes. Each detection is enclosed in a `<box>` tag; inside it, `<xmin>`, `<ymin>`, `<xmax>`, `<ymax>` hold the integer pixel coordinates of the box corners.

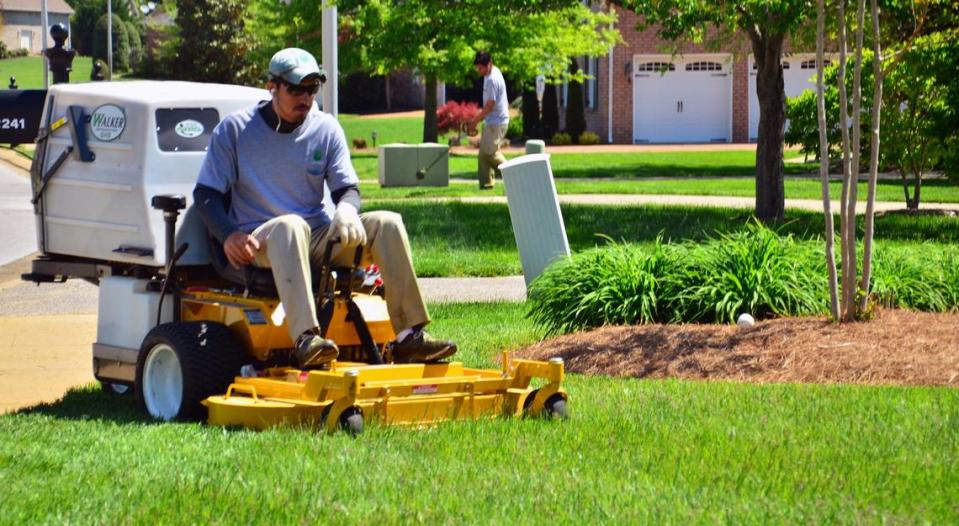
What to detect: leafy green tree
<box><xmin>338</xmin><ymin>0</ymin><xmax>618</xmax><ymax>142</ymax></box>
<box><xmin>93</xmin><ymin>13</ymin><xmax>130</xmax><ymax>73</ymax></box>
<box><xmin>68</xmin><ymin>0</ymin><xmax>137</xmax><ymax>56</ymax></box>
<box><xmin>125</xmin><ymin>19</ymin><xmax>143</xmax><ymax>69</ymax></box>
<box><xmin>171</xmin><ymin>0</ymin><xmax>259</xmax><ymax>84</ymax></box>
<box><xmin>624</xmin><ymin>0</ymin><xmax>815</xmax><ymax>223</ymax></box>
<box><xmin>787</xmin><ymin>38</ymin><xmax>957</xmax><ymax>209</ymax></box>
<box><xmin>564</xmin><ymin>59</ymin><xmax>586</xmax><ymax>143</ymax></box>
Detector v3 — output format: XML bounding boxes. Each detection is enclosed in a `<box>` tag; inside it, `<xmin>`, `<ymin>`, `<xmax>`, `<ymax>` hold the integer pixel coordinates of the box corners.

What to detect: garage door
<box><xmin>748</xmin><ymin>54</ymin><xmax>827</xmax><ymax>141</ymax></box>
<box><xmin>632</xmin><ymin>54</ymin><xmax>732</xmax><ymax>143</ymax></box>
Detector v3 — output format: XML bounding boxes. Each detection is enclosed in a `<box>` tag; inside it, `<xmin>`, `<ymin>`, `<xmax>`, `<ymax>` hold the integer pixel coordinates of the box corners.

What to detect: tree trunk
<box><xmin>836</xmin><ymin>0</ymin><xmax>856</xmax><ymax>321</ymax></box>
<box><xmin>842</xmin><ymin>0</ymin><xmax>866</xmax><ymax>321</ymax></box>
<box><xmin>752</xmin><ymin>34</ymin><xmax>787</xmax><ymax>224</ymax></box>
<box><xmin>423</xmin><ymin>74</ymin><xmax>438</xmax><ymax>143</ymax></box>
<box><xmin>817</xmin><ymin>0</ymin><xmax>840</xmax><ymax>321</ymax></box>
<box><xmin>385</xmin><ymin>74</ymin><xmax>392</xmax><ymax>112</ymax></box>
<box><xmin>859</xmin><ymin>0</ymin><xmax>883</xmax><ymax>313</ymax></box>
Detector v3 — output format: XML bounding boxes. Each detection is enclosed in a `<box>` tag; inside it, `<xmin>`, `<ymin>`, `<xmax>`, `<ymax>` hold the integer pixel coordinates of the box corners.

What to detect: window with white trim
<box><xmin>801</xmin><ymin>59</ymin><xmax>832</xmax><ymax>69</ymax></box>
<box><xmin>637</xmin><ymin>62</ymin><xmax>675</xmax><ymax>73</ymax></box>
<box><xmin>685</xmin><ymin>61</ymin><xmax>723</xmax><ymax>72</ymax></box>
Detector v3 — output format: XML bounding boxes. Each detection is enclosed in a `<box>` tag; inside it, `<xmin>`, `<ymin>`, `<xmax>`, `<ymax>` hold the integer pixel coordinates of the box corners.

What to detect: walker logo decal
<box><xmin>174</xmin><ymin>119</ymin><xmax>205</xmax><ymax>139</ymax></box>
<box><xmin>89</xmin><ymin>104</ymin><xmax>126</xmax><ymax>141</ymax></box>
<box><xmin>313</xmin><ymin>149</ymin><xmax>323</xmax><ymax>161</ymax></box>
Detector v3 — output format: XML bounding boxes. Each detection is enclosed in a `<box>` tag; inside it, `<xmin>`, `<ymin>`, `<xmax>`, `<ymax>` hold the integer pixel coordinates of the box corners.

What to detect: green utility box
<box><xmin>377</xmin><ymin>143</ymin><xmax>450</xmax><ymax>187</ymax></box>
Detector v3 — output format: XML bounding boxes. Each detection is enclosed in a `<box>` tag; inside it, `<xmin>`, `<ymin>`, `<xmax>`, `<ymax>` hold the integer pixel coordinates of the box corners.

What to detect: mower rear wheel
<box><xmin>136</xmin><ymin>321</ymin><xmax>246</xmax><ymax>422</ymax></box>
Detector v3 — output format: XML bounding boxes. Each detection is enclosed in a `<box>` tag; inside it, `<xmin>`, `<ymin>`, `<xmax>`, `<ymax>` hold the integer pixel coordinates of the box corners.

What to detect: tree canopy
<box><xmin>336</xmin><ymin>0</ymin><xmax>619</xmax><ymax>141</ymax></box>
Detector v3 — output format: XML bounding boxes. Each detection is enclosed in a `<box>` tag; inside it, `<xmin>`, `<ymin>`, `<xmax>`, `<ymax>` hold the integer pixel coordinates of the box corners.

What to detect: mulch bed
<box><xmin>514</xmin><ymin>309</ymin><xmax>959</xmax><ymax>386</ymax></box>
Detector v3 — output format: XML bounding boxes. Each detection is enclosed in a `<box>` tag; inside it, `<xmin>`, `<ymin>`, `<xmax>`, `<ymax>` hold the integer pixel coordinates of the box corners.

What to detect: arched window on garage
<box><xmin>637</xmin><ymin>62</ymin><xmax>675</xmax><ymax>73</ymax></box>
<box><xmin>801</xmin><ymin>59</ymin><xmax>832</xmax><ymax>69</ymax></box>
<box><xmin>685</xmin><ymin>61</ymin><xmax>723</xmax><ymax>72</ymax></box>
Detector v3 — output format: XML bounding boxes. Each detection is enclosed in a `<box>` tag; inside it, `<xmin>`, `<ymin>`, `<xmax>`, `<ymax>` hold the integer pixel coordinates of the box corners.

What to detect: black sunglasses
<box><xmin>280</xmin><ymin>80</ymin><xmax>321</xmax><ymax>96</ymax></box>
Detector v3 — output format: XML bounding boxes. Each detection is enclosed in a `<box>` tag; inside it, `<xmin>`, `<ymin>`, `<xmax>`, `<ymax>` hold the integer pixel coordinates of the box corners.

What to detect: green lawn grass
<box><xmin>359</xmin><ymin>175</ymin><xmax>959</xmax><ymax>204</ymax></box>
<box><xmin>352</xmin><ymin>150</ymin><xmax>818</xmax><ymax>180</ymax></box>
<box><xmin>370</xmin><ymin>202</ymin><xmax>959</xmax><ymax>276</ymax></box>
<box><xmin>2</xmin><ymin>302</ymin><xmax>957</xmax><ymax>524</ymax></box>
<box><xmin>340</xmin><ymin>114</ymin><xmax>426</xmax><ymax>147</ymax></box>
<box><xmin>0</xmin><ymin>55</ymin><xmax>96</xmax><ymax>88</ymax></box>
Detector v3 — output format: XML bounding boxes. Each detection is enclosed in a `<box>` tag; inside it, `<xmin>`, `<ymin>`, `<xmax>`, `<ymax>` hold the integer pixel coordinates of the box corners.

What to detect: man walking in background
<box><xmin>469</xmin><ymin>51</ymin><xmax>509</xmax><ymax>190</ymax></box>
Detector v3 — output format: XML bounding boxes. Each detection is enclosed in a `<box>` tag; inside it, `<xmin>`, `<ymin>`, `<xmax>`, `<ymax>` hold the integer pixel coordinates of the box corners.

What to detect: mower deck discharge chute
<box><xmin>19</xmin><ymin>81</ymin><xmax>567</xmax><ymax>434</ymax></box>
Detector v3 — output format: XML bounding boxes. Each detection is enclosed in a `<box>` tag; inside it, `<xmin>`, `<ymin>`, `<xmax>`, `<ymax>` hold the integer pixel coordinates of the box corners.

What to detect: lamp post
<box><xmin>41</xmin><ymin>0</ymin><xmax>50</xmax><ymax>87</ymax></box>
<box><xmin>107</xmin><ymin>0</ymin><xmax>113</xmax><ymax>77</ymax></box>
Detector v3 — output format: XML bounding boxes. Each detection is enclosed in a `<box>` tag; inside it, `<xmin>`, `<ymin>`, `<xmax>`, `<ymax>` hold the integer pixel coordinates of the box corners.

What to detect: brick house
<box><xmin>566</xmin><ymin>5</ymin><xmax>821</xmax><ymax>144</ymax></box>
<box><xmin>1</xmin><ymin>0</ymin><xmax>74</xmax><ymax>54</ymax></box>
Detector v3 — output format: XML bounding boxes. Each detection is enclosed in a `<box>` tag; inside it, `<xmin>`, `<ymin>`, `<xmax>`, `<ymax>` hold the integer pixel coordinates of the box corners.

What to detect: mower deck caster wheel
<box><xmin>102</xmin><ymin>381</ymin><xmax>131</xmax><ymax>395</ymax></box>
<box><xmin>340</xmin><ymin>407</ymin><xmax>364</xmax><ymax>436</ymax></box>
<box><xmin>524</xmin><ymin>389</ymin><xmax>568</xmax><ymax>420</ymax></box>
<box><xmin>321</xmin><ymin>406</ymin><xmax>364</xmax><ymax>436</ymax></box>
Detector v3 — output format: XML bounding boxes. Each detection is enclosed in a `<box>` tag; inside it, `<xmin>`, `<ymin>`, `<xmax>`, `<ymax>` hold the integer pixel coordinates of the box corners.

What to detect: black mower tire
<box><xmin>135</xmin><ymin>321</ymin><xmax>247</xmax><ymax>422</ymax></box>
<box><xmin>523</xmin><ymin>389</ymin><xmax>568</xmax><ymax>420</ymax></box>
<box><xmin>340</xmin><ymin>407</ymin><xmax>364</xmax><ymax>436</ymax></box>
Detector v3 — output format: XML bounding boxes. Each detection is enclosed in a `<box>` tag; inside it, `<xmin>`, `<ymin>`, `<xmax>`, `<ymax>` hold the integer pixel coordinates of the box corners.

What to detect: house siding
<box><xmin>1</xmin><ymin>11</ymin><xmax>72</xmax><ymax>54</ymax></box>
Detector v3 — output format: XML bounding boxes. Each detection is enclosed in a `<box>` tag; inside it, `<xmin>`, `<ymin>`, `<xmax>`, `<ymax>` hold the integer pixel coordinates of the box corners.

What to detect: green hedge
<box><xmin>528</xmin><ymin>223</ymin><xmax>959</xmax><ymax>334</ymax></box>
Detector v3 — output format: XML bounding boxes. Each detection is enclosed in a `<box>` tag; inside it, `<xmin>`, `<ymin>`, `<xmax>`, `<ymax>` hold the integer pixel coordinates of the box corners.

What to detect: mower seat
<box><xmin>206</xmin><ymin>232</ymin><xmax>366</xmax><ymax>298</ymax></box>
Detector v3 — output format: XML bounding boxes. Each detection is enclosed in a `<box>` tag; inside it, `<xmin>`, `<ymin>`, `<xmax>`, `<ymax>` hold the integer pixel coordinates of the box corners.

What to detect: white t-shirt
<box><xmin>483</xmin><ymin>65</ymin><xmax>510</xmax><ymax>126</ymax></box>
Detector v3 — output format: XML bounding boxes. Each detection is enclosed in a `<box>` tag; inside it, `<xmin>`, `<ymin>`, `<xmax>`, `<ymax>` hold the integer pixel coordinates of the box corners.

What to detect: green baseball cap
<box><xmin>268</xmin><ymin>48</ymin><xmax>326</xmax><ymax>85</ymax></box>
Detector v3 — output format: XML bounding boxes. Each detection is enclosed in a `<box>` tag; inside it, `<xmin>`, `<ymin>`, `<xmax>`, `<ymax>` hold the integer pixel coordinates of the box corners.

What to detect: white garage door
<box><xmin>632</xmin><ymin>54</ymin><xmax>732</xmax><ymax>143</ymax></box>
<box><xmin>748</xmin><ymin>54</ymin><xmax>827</xmax><ymax>141</ymax></box>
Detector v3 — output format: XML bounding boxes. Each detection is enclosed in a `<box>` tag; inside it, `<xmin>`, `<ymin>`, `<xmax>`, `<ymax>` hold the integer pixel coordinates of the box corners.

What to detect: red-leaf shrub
<box><xmin>437</xmin><ymin>101</ymin><xmax>481</xmax><ymax>137</ymax></box>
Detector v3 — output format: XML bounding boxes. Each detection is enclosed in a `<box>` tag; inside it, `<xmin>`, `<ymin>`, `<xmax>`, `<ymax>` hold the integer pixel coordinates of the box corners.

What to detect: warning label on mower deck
<box><xmin>412</xmin><ymin>385</ymin><xmax>439</xmax><ymax>395</ymax></box>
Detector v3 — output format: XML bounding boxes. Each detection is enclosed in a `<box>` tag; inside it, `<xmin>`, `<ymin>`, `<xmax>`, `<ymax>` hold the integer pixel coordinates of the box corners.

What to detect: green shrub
<box><xmin>579</xmin><ymin>131</ymin><xmax>601</xmax><ymax>145</ymax></box>
<box><xmin>871</xmin><ymin>246</ymin><xmax>953</xmax><ymax>312</ymax></box>
<box><xmin>125</xmin><ymin>20</ymin><xmax>144</xmax><ymax>70</ymax></box>
<box><xmin>551</xmin><ymin>132</ymin><xmax>572</xmax><ymax>146</ymax></box>
<box><xmin>675</xmin><ymin>225</ymin><xmax>828</xmax><ymax>323</ymax></box>
<box><xmin>528</xmin><ymin>240</ymin><xmax>679</xmax><ymax>334</ymax></box>
<box><xmin>528</xmin><ymin>224</ymin><xmax>959</xmax><ymax>334</ymax></box>
<box><xmin>93</xmin><ymin>13</ymin><xmax>131</xmax><ymax>73</ymax></box>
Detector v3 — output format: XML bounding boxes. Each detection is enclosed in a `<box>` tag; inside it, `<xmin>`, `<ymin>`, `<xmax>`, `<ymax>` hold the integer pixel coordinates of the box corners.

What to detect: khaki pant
<box><xmin>478</xmin><ymin>123</ymin><xmax>508</xmax><ymax>188</ymax></box>
<box><xmin>251</xmin><ymin>212</ymin><xmax>429</xmax><ymax>340</ymax></box>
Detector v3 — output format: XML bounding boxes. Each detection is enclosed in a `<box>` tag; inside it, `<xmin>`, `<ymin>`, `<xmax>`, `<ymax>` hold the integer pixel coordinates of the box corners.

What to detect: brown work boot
<box><xmin>389</xmin><ymin>329</ymin><xmax>457</xmax><ymax>363</ymax></box>
<box><xmin>293</xmin><ymin>331</ymin><xmax>339</xmax><ymax>370</ymax></box>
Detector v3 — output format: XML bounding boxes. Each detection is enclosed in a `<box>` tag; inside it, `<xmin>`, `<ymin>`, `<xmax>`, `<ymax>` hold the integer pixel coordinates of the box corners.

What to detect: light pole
<box><xmin>107</xmin><ymin>0</ymin><xmax>113</xmax><ymax>77</ymax></box>
<box><xmin>41</xmin><ymin>0</ymin><xmax>50</xmax><ymax>87</ymax></box>
<box><xmin>321</xmin><ymin>2</ymin><xmax>338</xmax><ymax>117</ymax></box>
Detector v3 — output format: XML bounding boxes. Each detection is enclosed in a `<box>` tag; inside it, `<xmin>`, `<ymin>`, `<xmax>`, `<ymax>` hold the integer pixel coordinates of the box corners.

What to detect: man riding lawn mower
<box><xmin>17</xmin><ymin>49</ymin><xmax>567</xmax><ymax>434</ymax></box>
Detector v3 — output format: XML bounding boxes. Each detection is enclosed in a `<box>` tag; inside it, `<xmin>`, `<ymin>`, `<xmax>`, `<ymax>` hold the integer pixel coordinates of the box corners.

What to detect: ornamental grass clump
<box><xmin>870</xmin><ymin>246</ymin><xmax>956</xmax><ymax>312</ymax></box>
<box><xmin>675</xmin><ymin>225</ymin><xmax>828</xmax><ymax>323</ymax></box>
<box><xmin>527</xmin><ymin>240</ymin><xmax>679</xmax><ymax>335</ymax></box>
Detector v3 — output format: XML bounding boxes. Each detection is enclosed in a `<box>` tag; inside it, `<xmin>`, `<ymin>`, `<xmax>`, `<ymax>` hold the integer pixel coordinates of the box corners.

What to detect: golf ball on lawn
<box><xmin>737</xmin><ymin>313</ymin><xmax>755</xmax><ymax>328</ymax></box>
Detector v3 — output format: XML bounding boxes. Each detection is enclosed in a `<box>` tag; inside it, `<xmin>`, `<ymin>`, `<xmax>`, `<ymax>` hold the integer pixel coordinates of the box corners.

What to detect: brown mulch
<box><xmin>514</xmin><ymin>309</ymin><xmax>959</xmax><ymax>387</ymax></box>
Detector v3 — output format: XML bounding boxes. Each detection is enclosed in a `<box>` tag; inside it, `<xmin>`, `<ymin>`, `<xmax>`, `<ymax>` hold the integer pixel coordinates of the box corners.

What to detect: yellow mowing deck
<box><xmin>203</xmin><ymin>355</ymin><xmax>567</xmax><ymax>432</ymax></box>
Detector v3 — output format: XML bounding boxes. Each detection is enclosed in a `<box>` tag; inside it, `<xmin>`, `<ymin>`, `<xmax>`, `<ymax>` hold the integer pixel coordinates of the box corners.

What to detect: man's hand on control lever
<box><xmin>224</xmin><ymin>231</ymin><xmax>261</xmax><ymax>268</ymax></box>
<box><xmin>331</xmin><ymin>202</ymin><xmax>366</xmax><ymax>247</ymax></box>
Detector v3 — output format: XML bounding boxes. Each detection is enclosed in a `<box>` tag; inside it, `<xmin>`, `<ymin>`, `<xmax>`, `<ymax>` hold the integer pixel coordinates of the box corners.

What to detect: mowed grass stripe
<box><xmin>1</xmin><ymin>303</ymin><xmax>956</xmax><ymax>524</ymax></box>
